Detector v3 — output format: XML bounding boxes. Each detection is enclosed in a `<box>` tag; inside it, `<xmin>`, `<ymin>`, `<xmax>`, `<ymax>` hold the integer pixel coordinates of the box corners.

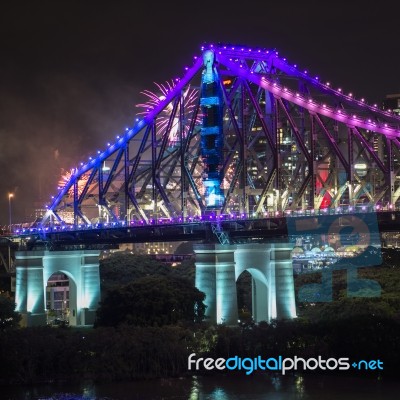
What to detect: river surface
<box><xmin>1</xmin><ymin>374</ymin><xmax>399</xmax><ymax>400</ymax></box>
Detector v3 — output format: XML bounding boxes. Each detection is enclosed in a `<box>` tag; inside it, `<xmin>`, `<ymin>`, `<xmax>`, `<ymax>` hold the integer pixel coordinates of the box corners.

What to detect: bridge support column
<box><xmin>273</xmin><ymin>243</ymin><xmax>297</xmax><ymax>319</ymax></box>
<box><xmin>80</xmin><ymin>253</ymin><xmax>101</xmax><ymax>325</ymax></box>
<box><xmin>194</xmin><ymin>244</ymin><xmax>238</xmax><ymax>325</ymax></box>
<box><xmin>15</xmin><ymin>252</ymin><xmax>46</xmax><ymax>326</ymax></box>
<box><xmin>15</xmin><ymin>250</ymin><xmax>101</xmax><ymax>327</ymax></box>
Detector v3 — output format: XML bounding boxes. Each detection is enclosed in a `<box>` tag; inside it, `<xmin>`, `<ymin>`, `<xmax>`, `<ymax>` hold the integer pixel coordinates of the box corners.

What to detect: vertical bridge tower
<box><xmin>195</xmin><ymin>49</ymin><xmax>296</xmax><ymax>325</ymax></box>
<box><xmin>200</xmin><ymin>49</ymin><xmax>225</xmax><ymax>209</ymax></box>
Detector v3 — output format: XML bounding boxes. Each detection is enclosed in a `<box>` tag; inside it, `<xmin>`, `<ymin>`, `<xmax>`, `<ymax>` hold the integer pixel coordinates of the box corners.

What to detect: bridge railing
<box><xmin>10</xmin><ymin>204</ymin><xmax>399</xmax><ymax>236</ymax></box>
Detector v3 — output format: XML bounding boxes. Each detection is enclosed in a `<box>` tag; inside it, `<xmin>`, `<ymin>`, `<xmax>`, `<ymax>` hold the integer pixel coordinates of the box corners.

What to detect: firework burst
<box><xmin>58</xmin><ymin>168</ymin><xmax>89</xmax><ymax>197</ymax></box>
<box><xmin>136</xmin><ymin>80</ymin><xmax>201</xmax><ymax>144</ymax></box>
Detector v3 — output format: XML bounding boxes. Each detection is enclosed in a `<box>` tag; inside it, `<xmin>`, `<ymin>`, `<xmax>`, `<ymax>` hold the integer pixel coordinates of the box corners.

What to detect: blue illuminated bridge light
<box><xmin>10</xmin><ymin>205</ymin><xmax>399</xmax><ymax>237</ymax></box>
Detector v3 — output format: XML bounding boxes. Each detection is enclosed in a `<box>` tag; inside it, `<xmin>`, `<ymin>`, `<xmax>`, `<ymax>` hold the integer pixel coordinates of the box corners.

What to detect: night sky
<box><xmin>1</xmin><ymin>1</ymin><xmax>399</xmax><ymax>225</ymax></box>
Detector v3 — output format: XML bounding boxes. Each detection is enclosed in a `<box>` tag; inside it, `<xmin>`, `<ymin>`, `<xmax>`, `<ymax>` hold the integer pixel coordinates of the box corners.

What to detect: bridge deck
<box><xmin>7</xmin><ymin>211</ymin><xmax>400</xmax><ymax>250</ymax></box>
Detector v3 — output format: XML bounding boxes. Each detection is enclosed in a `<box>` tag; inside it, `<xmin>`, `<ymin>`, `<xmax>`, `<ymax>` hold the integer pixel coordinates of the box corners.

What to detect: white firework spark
<box><xmin>136</xmin><ymin>80</ymin><xmax>207</xmax><ymax>209</ymax></box>
<box><xmin>136</xmin><ymin>80</ymin><xmax>201</xmax><ymax>144</ymax></box>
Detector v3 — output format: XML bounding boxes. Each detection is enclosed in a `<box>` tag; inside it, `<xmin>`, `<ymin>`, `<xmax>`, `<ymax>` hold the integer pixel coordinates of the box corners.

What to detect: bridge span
<box><xmin>9</xmin><ymin>208</ymin><xmax>390</xmax><ymax>328</ymax></box>
<box><xmin>9</xmin><ymin>209</ymin><xmax>398</xmax><ymax>250</ymax></box>
<box><xmin>9</xmin><ymin>42</ymin><xmax>400</xmax><ymax>328</ymax></box>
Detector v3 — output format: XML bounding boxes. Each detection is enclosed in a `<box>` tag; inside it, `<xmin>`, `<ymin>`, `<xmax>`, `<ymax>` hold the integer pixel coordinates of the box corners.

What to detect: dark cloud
<box><xmin>0</xmin><ymin>1</ymin><xmax>399</xmax><ymax>224</ymax></box>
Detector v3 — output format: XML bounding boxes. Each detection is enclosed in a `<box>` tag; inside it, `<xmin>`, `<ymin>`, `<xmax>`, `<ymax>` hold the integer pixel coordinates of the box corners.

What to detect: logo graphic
<box><xmin>287</xmin><ymin>211</ymin><xmax>382</xmax><ymax>301</ymax></box>
<box><xmin>188</xmin><ymin>354</ymin><xmax>384</xmax><ymax>375</ymax></box>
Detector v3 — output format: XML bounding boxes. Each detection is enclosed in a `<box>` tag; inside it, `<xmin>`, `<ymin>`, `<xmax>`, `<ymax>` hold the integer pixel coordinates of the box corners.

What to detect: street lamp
<box><xmin>8</xmin><ymin>193</ymin><xmax>14</xmax><ymax>233</ymax></box>
<box><xmin>7</xmin><ymin>193</ymin><xmax>14</xmax><ymax>273</ymax></box>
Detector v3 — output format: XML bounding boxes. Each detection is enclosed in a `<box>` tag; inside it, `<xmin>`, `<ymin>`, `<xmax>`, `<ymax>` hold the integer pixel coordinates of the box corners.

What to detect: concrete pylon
<box><xmin>15</xmin><ymin>252</ymin><xmax>46</xmax><ymax>326</ymax></box>
<box><xmin>272</xmin><ymin>243</ymin><xmax>297</xmax><ymax>319</ymax></box>
<box><xmin>15</xmin><ymin>250</ymin><xmax>101</xmax><ymax>327</ymax></box>
<box><xmin>194</xmin><ymin>244</ymin><xmax>238</xmax><ymax>325</ymax></box>
<box><xmin>194</xmin><ymin>242</ymin><xmax>296</xmax><ymax>325</ymax></box>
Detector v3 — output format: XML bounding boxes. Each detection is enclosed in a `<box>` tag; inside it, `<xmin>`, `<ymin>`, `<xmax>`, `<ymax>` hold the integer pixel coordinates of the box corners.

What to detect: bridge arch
<box><xmin>45</xmin><ymin>270</ymin><xmax>77</xmax><ymax>326</ymax></box>
<box><xmin>234</xmin><ymin>244</ymin><xmax>277</xmax><ymax>323</ymax></box>
<box><xmin>236</xmin><ymin>268</ymin><xmax>271</xmax><ymax>324</ymax></box>
<box><xmin>41</xmin><ymin>44</ymin><xmax>400</xmax><ymax>230</ymax></box>
<box><xmin>15</xmin><ymin>250</ymin><xmax>101</xmax><ymax>327</ymax></box>
<box><xmin>194</xmin><ymin>242</ymin><xmax>296</xmax><ymax>326</ymax></box>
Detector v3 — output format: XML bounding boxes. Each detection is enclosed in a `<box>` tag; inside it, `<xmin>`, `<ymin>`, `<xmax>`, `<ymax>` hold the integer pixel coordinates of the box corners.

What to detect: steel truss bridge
<box><xmin>30</xmin><ymin>43</ymin><xmax>400</xmax><ymax>247</ymax></box>
<box><xmin>13</xmin><ymin>209</ymin><xmax>399</xmax><ymax>250</ymax></box>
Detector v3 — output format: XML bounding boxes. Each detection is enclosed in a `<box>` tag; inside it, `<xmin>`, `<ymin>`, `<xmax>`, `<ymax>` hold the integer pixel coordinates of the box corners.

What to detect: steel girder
<box><xmin>41</xmin><ymin>44</ymin><xmax>400</xmax><ymax>227</ymax></box>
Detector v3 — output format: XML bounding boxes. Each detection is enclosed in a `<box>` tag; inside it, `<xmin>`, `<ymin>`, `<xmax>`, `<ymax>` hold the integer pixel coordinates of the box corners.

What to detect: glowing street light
<box><xmin>8</xmin><ymin>193</ymin><xmax>14</xmax><ymax>233</ymax></box>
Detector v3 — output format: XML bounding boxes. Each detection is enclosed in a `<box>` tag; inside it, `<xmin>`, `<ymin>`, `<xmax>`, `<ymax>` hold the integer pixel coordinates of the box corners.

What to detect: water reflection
<box><xmin>1</xmin><ymin>374</ymin><xmax>400</xmax><ymax>400</ymax></box>
<box><xmin>295</xmin><ymin>375</ymin><xmax>304</xmax><ymax>396</ymax></box>
<box><xmin>189</xmin><ymin>376</ymin><xmax>200</xmax><ymax>400</ymax></box>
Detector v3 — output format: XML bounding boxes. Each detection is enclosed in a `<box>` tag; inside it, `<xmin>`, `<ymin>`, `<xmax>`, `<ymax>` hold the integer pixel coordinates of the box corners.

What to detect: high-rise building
<box><xmin>383</xmin><ymin>94</ymin><xmax>400</xmax><ymax>115</ymax></box>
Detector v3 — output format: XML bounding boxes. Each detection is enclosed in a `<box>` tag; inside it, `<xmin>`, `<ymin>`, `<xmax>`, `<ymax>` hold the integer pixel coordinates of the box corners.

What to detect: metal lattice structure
<box><xmin>41</xmin><ymin>43</ymin><xmax>400</xmax><ymax>227</ymax></box>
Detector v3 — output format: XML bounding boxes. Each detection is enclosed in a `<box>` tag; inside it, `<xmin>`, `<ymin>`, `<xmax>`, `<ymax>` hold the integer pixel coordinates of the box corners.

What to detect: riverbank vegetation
<box><xmin>0</xmin><ymin>314</ymin><xmax>398</xmax><ymax>385</ymax></box>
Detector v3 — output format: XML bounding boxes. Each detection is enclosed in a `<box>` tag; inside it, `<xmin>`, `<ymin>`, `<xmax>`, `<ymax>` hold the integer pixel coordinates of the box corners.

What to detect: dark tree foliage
<box><xmin>0</xmin><ymin>294</ymin><xmax>20</xmax><ymax>330</ymax></box>
<box><xmin>0</xmin><ymin>325</ymin><xmax>194</xmax><ymax>384</ymax></box>
<box><xmin>99</xmin><ymin>253</ymin><xmax>195</xmax><ymax>295</ymax></box>
<box><xmin>95</xmin><ymin>275</ymin><xmax>206</xmax><ymax>327</ymax></box>
<box><xmin>172</xmin><ymin>258</ymin><xmax>195</xmax><ymax>283</ymax></box>
<box><xmin>99</xmin><ymin>253</ymin><xmax>168</xmax><ymax>293</ymax></box>
<box><xmin>0</xmin><ymin>275</ymin><xmax>11</xmax><ymax>292</ymax></box>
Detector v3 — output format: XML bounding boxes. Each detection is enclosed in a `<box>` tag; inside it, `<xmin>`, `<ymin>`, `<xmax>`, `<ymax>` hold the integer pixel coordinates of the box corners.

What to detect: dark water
<box><xmin>1</xmin><ymin>374</ymin><xmax>399</xmax><ymax>400</ymax></box>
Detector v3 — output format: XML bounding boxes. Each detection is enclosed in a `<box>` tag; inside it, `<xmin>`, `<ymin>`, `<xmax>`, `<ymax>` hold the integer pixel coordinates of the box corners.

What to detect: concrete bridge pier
<box><xmin>15</xmin><ymin>250</ymin><xmax>101</xmax><ymax>327</ymax></box>
<box><xmin>194</xmin><ymin>242</ymin><xmax>296</xmax><ymax>325</ymax></box>
<box><xmin>15</xmin><ymin>253</ymin><xmax>47</xmax><ymax>326</ymax></box>
<box><xmin>273</xmin><ymin>243</ymin><xmax>297</xmax><ymax>319</ymax></box>
<box><xmin>194</xmin><ymin>244</ymin><xmax>238</xmax><ymax>325</ymax></box>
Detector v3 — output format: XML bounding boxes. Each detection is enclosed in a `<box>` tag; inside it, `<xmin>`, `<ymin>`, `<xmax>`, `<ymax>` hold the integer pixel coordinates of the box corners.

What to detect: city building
<box><xmin>383</xmin><ymin>94</ymin><xmax>400</xmax><ymax>115</ymax></box>
<box><xmin>46</xmin><ymin>273</ymin><xmax>69</xmax><ymax>324</ymax></box>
